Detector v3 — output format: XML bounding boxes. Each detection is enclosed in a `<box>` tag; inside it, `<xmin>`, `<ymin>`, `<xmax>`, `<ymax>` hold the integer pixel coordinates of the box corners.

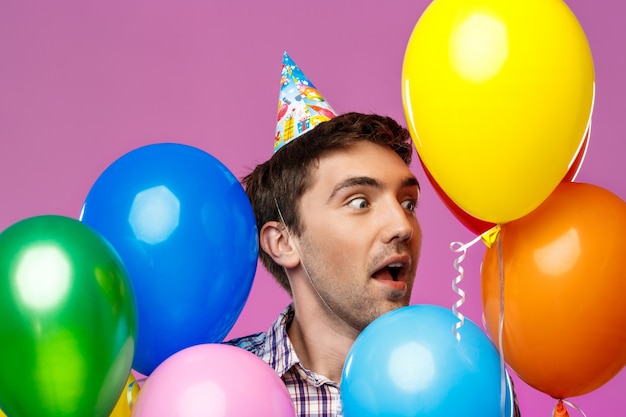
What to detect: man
<box><xmin>227</xmin><ymin>53</ymin><xmax>520</xmax><ymax>417</ymax></box>
<box><xmin>226</xmin><ymin>53</ymin><xmax>421</xmax><ymax>416</ymax></box>
<box><xmin>229</xmin><ymin>110</ymin><xmax>420</xmax><ymax>416</ymax></box>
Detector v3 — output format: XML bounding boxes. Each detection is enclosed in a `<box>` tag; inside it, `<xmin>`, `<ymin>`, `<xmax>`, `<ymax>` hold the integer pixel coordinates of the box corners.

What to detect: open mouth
<box><xmin>372</xmin><ymin>260</ymin><xmax>408</xmax><ymax>283</ymax></box>
<box><xmin>387</xmin><ymin>263</ymin><xmax>403</xmax><ymax>281</ymax></box>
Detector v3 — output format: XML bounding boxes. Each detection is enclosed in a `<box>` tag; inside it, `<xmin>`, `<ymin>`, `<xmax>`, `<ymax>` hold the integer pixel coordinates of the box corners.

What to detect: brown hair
<box><xmin>242</xmin><ymin>112</ymin><xmax>413</xmax><ymax>294</ymax></box>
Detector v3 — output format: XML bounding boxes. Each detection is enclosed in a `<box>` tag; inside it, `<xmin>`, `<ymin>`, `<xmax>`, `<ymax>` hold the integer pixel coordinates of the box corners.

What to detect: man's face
<box><xmin>293</xmin><ymin>141</ymin><xmax>422</xmax><ymax>331</ymax></box>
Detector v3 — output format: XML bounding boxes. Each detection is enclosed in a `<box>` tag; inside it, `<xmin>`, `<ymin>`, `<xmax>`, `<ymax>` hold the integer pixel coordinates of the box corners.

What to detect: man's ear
<box><xmin>260</xmin><ymin>221</ymin><xmax>300</xmax><ymax>268</ymax></box>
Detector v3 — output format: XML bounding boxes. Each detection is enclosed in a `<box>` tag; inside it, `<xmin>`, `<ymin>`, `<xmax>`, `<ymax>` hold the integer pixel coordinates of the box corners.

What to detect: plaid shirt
<box><xmin>226</xmin><ymin>304</ymin><xmax>521</xmax><ymax>417</ymax></box>
<box><xmin>226</xmin><ymin>305</ymin><xmax>342</xmax><ymax>417</ymax></box>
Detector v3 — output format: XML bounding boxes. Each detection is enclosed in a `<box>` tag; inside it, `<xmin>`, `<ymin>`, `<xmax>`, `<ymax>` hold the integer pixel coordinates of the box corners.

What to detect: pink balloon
<box><xmin>131</xmin><ymin>344</ymin><xmax>295</xmax><ymax>417</ymax></box>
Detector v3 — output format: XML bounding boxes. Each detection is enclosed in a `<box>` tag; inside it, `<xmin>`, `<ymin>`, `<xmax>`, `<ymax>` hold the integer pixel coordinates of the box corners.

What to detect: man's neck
<box><xmin>287</xmin><ymin>299</ymin><xmax>359</xmax><ymax>383</ymax></box>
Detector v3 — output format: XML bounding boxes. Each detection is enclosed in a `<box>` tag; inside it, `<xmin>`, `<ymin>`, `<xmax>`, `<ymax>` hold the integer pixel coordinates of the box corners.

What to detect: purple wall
<box><xmin>1</xmin><ymin>1</ymin><xmax>624</xmax><ymax>415</ymax></box>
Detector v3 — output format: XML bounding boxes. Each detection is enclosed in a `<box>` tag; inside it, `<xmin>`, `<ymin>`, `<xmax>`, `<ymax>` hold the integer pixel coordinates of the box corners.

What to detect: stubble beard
<box><xmin>308</xmin><ymin>265</ymin><xmax>413</xmax><ymax>332</ymax></box>
<box><xmin>297</xmin><ymin>234</ymin><xmax>415</xmax><ymax>332</ymax></box>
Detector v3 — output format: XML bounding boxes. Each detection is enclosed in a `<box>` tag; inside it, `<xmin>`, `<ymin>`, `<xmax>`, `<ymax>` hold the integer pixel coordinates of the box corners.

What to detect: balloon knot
<box><xmin>552</xmin><ymin>400</ymin><xmax>570</xmax><ymax>417</ymax></box>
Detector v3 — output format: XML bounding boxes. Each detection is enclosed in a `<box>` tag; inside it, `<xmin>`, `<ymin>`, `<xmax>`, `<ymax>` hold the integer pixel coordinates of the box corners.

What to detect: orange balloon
<box><xmin>481</xmin><ymin>182</ymin><xmax>626</xmax><ymax>399</ymax></box>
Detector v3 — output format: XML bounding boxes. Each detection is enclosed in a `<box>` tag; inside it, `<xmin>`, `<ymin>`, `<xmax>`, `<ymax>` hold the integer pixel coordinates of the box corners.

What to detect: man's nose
<box><xmin>381</xmin><ymin>200</ymin><xmax>415</xmax><ymax>244</ymax></box>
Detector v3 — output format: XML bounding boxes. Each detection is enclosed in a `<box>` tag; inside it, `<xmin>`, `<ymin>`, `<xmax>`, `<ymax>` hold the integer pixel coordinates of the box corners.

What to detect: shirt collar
<box><xmin>263</xmin><ymin>304</ymin><xmax>301</xmax><ymax>378</ymax></box>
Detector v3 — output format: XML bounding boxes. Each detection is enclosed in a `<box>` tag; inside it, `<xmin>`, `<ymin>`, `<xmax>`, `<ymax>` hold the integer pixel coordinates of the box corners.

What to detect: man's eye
<box><xmin>401</xmin><ymin>199</ymin><xmax>417</xmax><ymax>212</ymax></box>
<box><xmin>348</xmin><ymin>197</ymin><xmax>369</xmax><ymax>209</ymax></box>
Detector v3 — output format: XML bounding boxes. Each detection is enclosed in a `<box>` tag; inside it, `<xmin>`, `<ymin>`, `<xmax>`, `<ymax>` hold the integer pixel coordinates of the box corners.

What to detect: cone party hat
<box><xmin>274</xmin><ymin>52</ymin><xmax>337</xmax><ymax>153</ymax></box>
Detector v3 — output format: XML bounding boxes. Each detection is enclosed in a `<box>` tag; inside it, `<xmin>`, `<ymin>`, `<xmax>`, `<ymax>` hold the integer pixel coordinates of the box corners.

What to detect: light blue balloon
<box><xmin>341</xmin><ymin>304</ymin><xmax>513</xmax><ymax>417</ymax></box>
<box><xmin>80</xmin><ymin>143</ymin><xmax>258</xmax><ymax>375</ymax></box>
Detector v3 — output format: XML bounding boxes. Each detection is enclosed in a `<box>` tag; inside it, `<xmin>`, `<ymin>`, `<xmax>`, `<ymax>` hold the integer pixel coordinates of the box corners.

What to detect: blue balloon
<box><xmin>80</xmin><ymin>143</ymin><xmax>258</xmax><ymax>375</ymax></box>
<box><xmin>341</xmin><ymin>305</ymin><xmax>513</xmax><ymax>417</ymax></box>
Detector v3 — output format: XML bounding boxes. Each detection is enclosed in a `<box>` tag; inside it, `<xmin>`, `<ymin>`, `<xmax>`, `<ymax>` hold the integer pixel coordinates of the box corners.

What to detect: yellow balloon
<box><xmin>110</xmin><ymin>373</ymin><xmax>141</xmax><ymax>417</ymax></box>
<box><xmin>402</xmin><ymin>0</ymin><xmax>594</xmax><ymax>223</ymax></box>
<box><xmin>0</xmin><ymin>374</ymin><xmax>139</xmax><ymax>417</ymax></box>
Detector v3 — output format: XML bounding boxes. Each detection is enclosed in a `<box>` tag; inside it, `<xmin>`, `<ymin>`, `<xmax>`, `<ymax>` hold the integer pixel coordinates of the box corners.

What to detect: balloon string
<box><xmin>127</xmin><ymin>377</ymin><xmax>147</xmax><ymax>410</ymax></box>
<box><xmin>497</xmin><ymin>235</ymin><xmax>506</xmax><ymax>417</ymax></box>
<box><xmin>274</xmin><ymin>198</ymin><xmax>339</xmax><ymax>319</ymax></box>
<box><xmin>449</xmin><ymin>233</ymin><xmax>482</xmax><ymax>342</ymax></box>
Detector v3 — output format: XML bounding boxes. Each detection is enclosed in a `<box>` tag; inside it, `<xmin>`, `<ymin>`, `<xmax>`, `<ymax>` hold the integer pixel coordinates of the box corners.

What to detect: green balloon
<box><xmin>0</xmin><ymin>215</ymin><xmax>137</xmax><ymax>417</ymax></box>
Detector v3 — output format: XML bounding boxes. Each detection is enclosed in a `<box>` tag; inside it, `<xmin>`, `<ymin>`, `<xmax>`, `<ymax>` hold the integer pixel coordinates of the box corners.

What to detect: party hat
<box><xmin>274</xmin><ymin>51</ymin><xmax>337</xmax><ymax>153</ymax></box>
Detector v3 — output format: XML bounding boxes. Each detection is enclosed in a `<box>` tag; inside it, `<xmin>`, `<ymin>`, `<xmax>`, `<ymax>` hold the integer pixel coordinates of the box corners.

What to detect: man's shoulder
<box><xmin>223</xmin><ymin>305</ymin><xmax>293</xmax><ymax>366</ymax></box>
<box><xmin>224</xmin><ymin>331</ymin><xmax>268</xmax><ymax>354</ymax></box>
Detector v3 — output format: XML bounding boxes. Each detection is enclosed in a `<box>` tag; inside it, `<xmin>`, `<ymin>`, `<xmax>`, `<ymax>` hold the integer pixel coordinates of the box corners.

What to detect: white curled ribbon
<box><xmin>452</xmin><ymin>226</ymin><xmax>511</xmax><ymax>416</ymax></box>
<box><xmin>450</xmin><ymin>225</ymin><xmax>502</xmax><ymax>344</ymax></box>
<box><xmin>449</xmin><ymin>234</ymin><xmax>483</xmax><ymax>342</ymax></box>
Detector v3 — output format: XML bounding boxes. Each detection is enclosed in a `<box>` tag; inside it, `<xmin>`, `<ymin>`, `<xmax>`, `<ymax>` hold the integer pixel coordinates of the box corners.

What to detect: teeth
<box><xmin>388</xmin><ymin>262</ymin><xmax>403</xmax><ymax>268</ymax></box>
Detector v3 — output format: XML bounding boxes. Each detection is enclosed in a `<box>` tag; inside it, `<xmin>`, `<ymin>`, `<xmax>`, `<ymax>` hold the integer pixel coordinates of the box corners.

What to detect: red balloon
<box><xmin>420</xmin><ymin>128</ymin><xmax>590</xmax><ymax>235</ymax></box>
<box><xmin>562</xmin><ymin>128</ymin><xmax>589</xmax><ymax>182</ymax></box>
<box><xmin>481</xmin><ymin>182</ymin><xmax>626</xmax><ymax>399</ymax></box>
<box><xmin>420</xmin><ymin>154</ymin><xmax>495</xmax><ymax>235</ymax></box>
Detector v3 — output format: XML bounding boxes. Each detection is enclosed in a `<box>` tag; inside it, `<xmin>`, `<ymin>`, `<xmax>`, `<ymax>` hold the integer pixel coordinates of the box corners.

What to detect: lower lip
<box><xmin>373</xmin><ymin>277</ymin><xmax>407</xmax><ymax>292</ymax></box>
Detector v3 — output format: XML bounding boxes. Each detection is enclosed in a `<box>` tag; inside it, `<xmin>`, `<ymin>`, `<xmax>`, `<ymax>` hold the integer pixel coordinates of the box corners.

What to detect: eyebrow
<box><xmin>328</xmin><ymin>175</ymin><xmax>420</xmax><ymax>201</ymax></box>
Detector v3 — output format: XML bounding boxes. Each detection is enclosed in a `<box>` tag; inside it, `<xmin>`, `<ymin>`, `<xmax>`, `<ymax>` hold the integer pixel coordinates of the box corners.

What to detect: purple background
<box><xmin>1</xmin><ymin>1</ymin><xmax>624</xmax><ymax>415</ymax></box>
